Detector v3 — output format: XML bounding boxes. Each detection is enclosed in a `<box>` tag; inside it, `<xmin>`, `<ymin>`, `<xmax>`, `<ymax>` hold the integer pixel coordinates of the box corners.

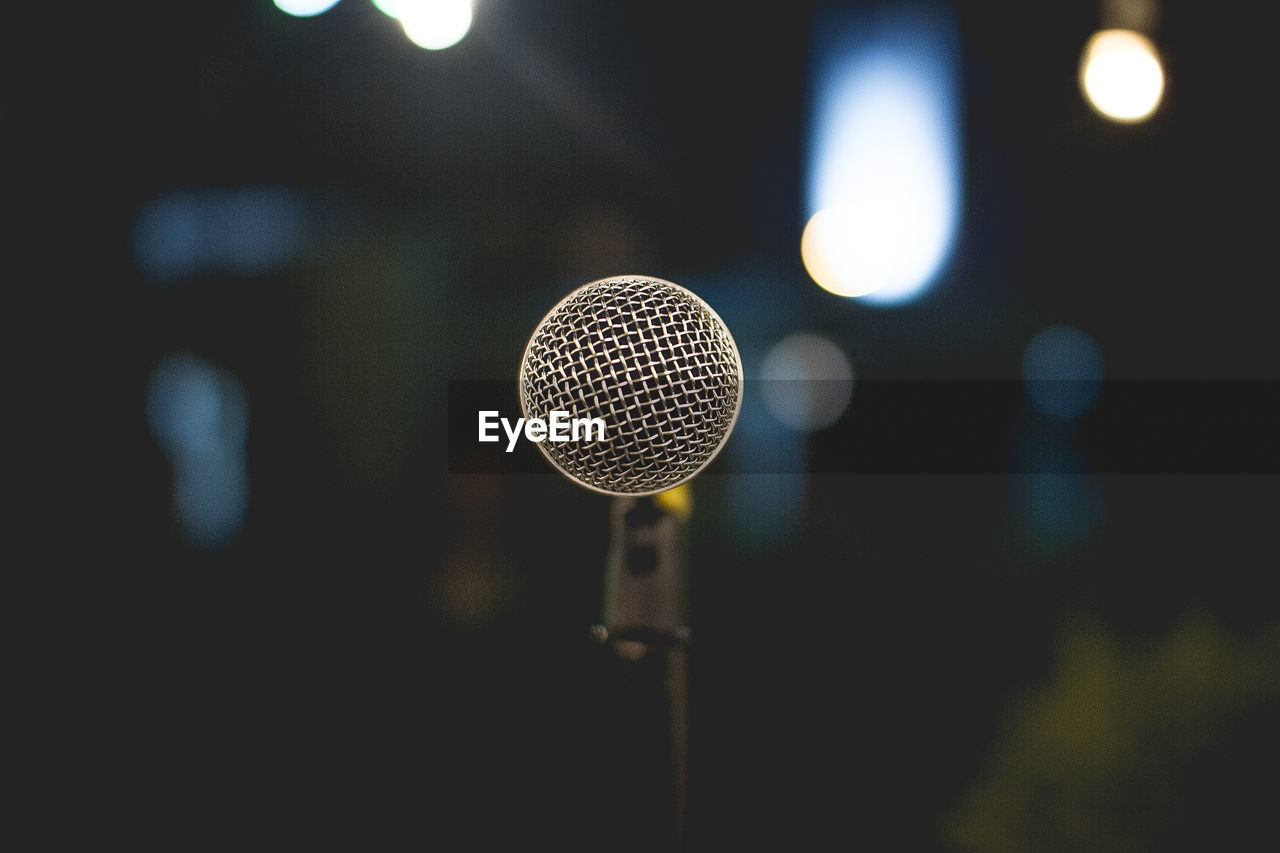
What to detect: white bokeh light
<box><xmin>399</xmin><ymin>0</ymin><xmax>473</xmax><ymax>50</ymax></box>
<box><xmin>1080</xmin><ymin>29</ymin><xmax>1165</xmax><ymax>123</ymax></box>
<box><xmin>274</xmin><ymin>0</ymin><xmax>343</xmax><ymax>17</ymax></box>
<box><xmin>805</xmin><ymin>6</ymin><xmax>961</xmax><ymax>305</ymax></box>
<box><xmin>760</xmin><ymin>333</ymin><xmax>855</xmax><ymax>432</ymax></box>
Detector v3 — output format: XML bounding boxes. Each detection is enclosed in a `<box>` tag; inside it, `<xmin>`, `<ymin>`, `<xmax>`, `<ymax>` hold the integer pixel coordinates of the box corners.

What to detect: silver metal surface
<box><xmin>519</xmin><ymin>275</ymin><xmax>743</xmax><ymax>496</ymax></box>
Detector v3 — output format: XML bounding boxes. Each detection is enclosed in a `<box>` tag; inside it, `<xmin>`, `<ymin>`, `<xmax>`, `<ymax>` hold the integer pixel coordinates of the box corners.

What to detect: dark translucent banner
<box><xmin>447</xmin><ymin>380</ymin><xmax>1280</xmax><ymax>475</ymax></box>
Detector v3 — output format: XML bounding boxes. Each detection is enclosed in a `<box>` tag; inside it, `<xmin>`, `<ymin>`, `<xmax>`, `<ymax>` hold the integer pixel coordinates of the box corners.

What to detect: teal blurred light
<box><xmin>805</xmin><ymin>2</ymin><xmax>961</xmax><ymax>305</ymax></box>
<box><xmin>1022</xmin><ymin>325</ymin><xmax>1105</xmax><ymax>420</ymax></box>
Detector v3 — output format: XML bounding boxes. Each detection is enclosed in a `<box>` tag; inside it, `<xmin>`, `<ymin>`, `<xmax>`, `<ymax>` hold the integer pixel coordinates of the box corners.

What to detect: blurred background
<box><xmin>7</xmin><ymin>0</ymin><xmax>1280</xmax><ymax>849</ymax></box>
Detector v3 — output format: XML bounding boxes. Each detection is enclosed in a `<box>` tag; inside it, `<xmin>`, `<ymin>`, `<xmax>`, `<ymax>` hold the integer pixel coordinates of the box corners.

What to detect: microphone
<box><xmin>518</xmin><ymin>275</ymin><xmax>742</xmax><ymax>851</ymax></box>
<box><xmin>519</xmin><ymin>274</ymin><xmax>743</xmax><ymax>496</ymax></box>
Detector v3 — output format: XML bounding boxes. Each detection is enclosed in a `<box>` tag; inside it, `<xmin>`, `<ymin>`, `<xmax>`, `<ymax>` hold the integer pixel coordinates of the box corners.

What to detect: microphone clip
<box><xmin>593</xmin><ymin>494</ymin><xmax>689</xmax><ymax>658</ymax></box>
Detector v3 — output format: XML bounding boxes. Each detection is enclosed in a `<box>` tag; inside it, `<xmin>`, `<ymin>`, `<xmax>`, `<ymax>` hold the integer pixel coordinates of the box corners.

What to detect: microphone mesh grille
<box><xmin>519</xmin><ymin>276</ymin><xmax>742</xmax><ymax>495</ymax></box>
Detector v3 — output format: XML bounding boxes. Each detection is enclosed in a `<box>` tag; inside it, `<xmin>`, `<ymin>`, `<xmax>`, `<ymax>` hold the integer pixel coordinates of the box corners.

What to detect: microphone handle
<box><xmin>592</xmin><ymin>492</ymin><xmax>691</xmax><ymax>852</ymax></box>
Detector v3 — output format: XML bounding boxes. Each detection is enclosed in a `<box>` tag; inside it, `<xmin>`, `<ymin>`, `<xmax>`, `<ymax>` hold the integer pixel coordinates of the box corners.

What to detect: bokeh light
<box><xmin>274</xmin><ymin>0</ymin><xmax>343</xmax><ymax>17</ymax></box>
<box><xmin>1022</xmin><ymin>325</ymin><xmax>1105</xmax><ymax>420</ymax></box>
<box><xmin>399</xmin><ymin>0</ymin><xmax>473</xmax><ymax>50</ymax></box>
<box><xmin>132</xmin><ymin>188</ymin><xmax>306</xmax><ymax>285</ymax></box>
<box><xmin>760</xmin><ymin>333</ymin><xmax>855</xmax><ymax>432</ymax></box>
<box><xmin>726</xmin><ymin>407</ymin><xmax>809</xmax><ymax>548</ymax></box>
<box><xmin>800</xmin><ymin>205</ymin><xmax>880</xmax><ymax>298</ymax></box>
<box><xmin>1080</xmin><ymin>29</ymin><xmax>1165</xmax><ymax>123</ymax></box>
<box><xmin>147</xmin><ymin>353</ymin><xmax>250</xmax><ymax>550</ymax></box>
<box><xmin>805</xmin><ymin>3</ymin><xmax>961</xmax><ymax>305</ymax></box>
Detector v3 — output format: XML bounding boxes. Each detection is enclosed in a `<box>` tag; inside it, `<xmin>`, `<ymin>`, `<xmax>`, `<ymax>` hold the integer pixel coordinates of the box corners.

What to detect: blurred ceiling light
<box><xmin>1079</xmin><ymin>29</ymin><xmax>1165</xmax><ymax>123</ymax></box>
<box><xmin>760</xmin><ymin>333</ymin><xmax>855</xmax><ymax>432</ymax></box>
<box><xmin>1022</xmin><ymin>325</ymin><xmax>1105</xmax><ymax>420</ymax></box>
<box><xmin>371</xmin><ymin>0</ymin><xmax>400</xmax><ymax>17</ymax></box>
<box><xmin>399</xmin><ymin>0</ymin><xmax>473</xmax><ymax>50</ymax></box>
<box><xmin>805</xmin><ymin>3</ymin><xmax>961</xmax><ymax>305</ymax></box>
<box><xmin>274</xmin><ymin>0</ymin><xmax>343</xmax><ymax>17</ymax></box>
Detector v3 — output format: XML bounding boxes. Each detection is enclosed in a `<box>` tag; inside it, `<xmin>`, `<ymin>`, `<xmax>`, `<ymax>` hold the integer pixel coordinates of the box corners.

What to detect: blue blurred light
<box><xmin>147</xmin><ymin>353</ymin><xmax>249</xmax><ymax>455</ymax></box>
<box><xmin>133</xmin><ymin>194</ymin><xmax>202</xmax><ymax>283</ymax></box>
<box><xmin>132</xmin><ymin>188</ymin><xmax>306</xmax><ymax>285</ymax></box>
<box><xmin>805</xmin><ymin>3</ymin><xmax>961</xmax><ymax>305</ymax></box>
<box><xmin>1014</xmin><ymin>421</ymin><xmax>1105</xmax><ymax>549</ymax></box>
<box><xmin>1022</xmin><ymin>325</ymin><xmax>1105</xmax><ymax>420</ymax></box>
<box><xmin>1024</xmin><ymin>472</ymin><xmax>1106</xmax><ymax>548</ymax></box>
<box><xmin>725</xmin><ymin>346</ymin><xmax>809</xmax><ymax>547</ymax></box>
<box><xmin>147</xmin><ymin>354</ymin><xmax>250</xmax><ymax>550</ymax></box>
<box><xmin>173</xmin><ymin>456</ymin><xmax>251</xmax><ymax>551</ymax></box>
<box><xmin>274</xmin><ymin>0</ymin><xmax>343</xmax><ymax>17</ymax></box>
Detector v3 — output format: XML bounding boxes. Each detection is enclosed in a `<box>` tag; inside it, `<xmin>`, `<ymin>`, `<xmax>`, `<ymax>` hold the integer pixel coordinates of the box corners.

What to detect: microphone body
<box><xmin>600</xmin><ymin>495</ymin><xmax>687</xmax><ymax>648</ymax></box>
<box><xmin>520</xmin><ymin>275</ymin><xmax>739</xmax><ymax>852</ymax></box>
<box><xmin>592</xmin><ymin>493</ymin><xmax>691</xmax><ymax>853</ymax></box>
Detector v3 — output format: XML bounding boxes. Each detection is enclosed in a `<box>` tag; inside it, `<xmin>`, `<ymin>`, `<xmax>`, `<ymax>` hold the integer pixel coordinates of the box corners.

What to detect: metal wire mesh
<box><xmin>519</xmin><ymin>275</ymin><xmax>743</xmax><ymax>495</ymax></box>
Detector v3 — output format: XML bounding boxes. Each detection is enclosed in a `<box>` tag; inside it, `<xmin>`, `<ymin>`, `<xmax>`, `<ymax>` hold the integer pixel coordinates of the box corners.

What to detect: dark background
<box><xmin>7</xmin><ymin>0</ymin><xmax>1280</xmax><ymax>849</ymax></box>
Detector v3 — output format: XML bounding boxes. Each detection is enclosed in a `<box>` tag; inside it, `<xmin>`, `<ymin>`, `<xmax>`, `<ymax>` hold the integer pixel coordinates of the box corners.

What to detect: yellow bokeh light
<box><xmin>800</xmin><ymin>206</ymin><xmax>881</xmax><ymax>297</ymax></box>
<box><xmin>1079</xmin><ymin>29</ymin><xmax>1165</xmax><ymax>123</ymax></box>
<box><xmin>654</xmin><ymin>483</ymin><xmax>693</xmax><ymax>520</ymax></box>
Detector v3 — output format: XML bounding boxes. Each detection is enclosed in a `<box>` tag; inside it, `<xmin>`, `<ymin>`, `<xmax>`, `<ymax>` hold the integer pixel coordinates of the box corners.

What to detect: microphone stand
<box><xmin>591</xmin><ymin>489</ymin><xmax>691</xmax><ymax>852</ymax></box>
